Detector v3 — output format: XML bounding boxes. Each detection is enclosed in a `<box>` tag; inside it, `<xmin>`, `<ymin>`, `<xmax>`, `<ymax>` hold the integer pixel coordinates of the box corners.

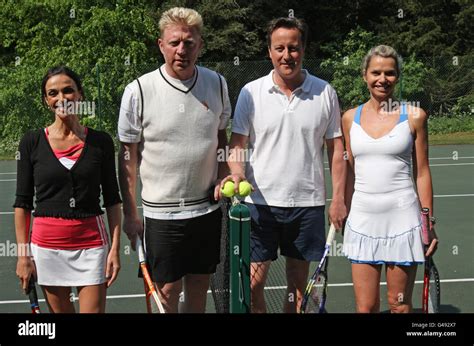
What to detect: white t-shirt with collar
<box><xmin>232</xmin><ymin>70</ymin><xmax>342</xmax><ymax>207</ymax></box>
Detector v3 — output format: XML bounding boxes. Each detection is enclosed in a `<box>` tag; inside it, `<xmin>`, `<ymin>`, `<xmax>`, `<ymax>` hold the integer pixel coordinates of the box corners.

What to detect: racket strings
<box><xmin>428</xmin><ymin>267</ymin><xmax>441</xmax><ymax>313</ymax></box>
<box><xmin>306</xmin><ymin>273</ymin><xmax>327</xmax><ymax>313</ymax></box>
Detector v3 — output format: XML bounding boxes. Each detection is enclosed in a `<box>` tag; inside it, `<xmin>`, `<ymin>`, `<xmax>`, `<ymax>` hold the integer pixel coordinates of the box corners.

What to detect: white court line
<box><xmin>430</xmin><ymin>163</ymin><xmax>474</xmax><ymax>167</ymax></box>
<box><xmin>320</xmin><ymin>162</ymin><xmax>474</xmax><ymax>170</ymax></box>
<box><xmin>1</xmin><ymin>278</ymin><xmax>473</xmax><ymax>305</ymax></box>
<box><xmin>428</xmin><ymin>156</ymin><xmax>474</xmax><ymax>160</ymax></box>
<box><xmin>0</xmin><ymin>206</ymin><xmax>144</xmax><ymax>215</ymax></box>
<box><xmin>0</xmin><ymin>294</ymin><xmax>145</xmax><ymax>305</ymax></box>
<box><xmin>1</xmin><ymin>194</ymin><xmax>473</xmax><ymax>215</ymax></box>
<box><xmin>0</xmin><ymin>174</ymin><xmax>127</xmax><ymax>182</ymax></box>
<box><xmin>1</xmin><ymin>161</ymin><xmax>473</xmax><ymax>178</ymax></box>
<box><xmin>322</xmin><ymin>157</ymin><xmax>474</xmax><ymax>165</ymax></box>
<box><xmin>263</xmin><ymin>278</ymin><xmax>474</xmax><ymax>290</ymax></box>
<box><xmin>1</xmin><ymin>156</ymin><xmax>473</xmax><ymax>177</ymax></box>
<box><xmin>0</xmin><ymin>171</ymin><xmax>135</xmax><ymax>175</ymax></box>
<box><xmin>325</xmin><ymin>195</ymin><xmax>474</xmax><ymax>202</ymax></box>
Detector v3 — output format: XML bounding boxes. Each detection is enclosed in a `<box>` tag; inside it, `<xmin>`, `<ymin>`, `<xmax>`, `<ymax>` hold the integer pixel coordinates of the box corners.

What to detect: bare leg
<box><xmin>250</xmin><ymin>261</ymin><xmax>271</xmax><ymax>313</ymax></box>
<box><xmin>77</xmin><ymin>283</ymin><xmax>107</xmax><ymax>313</ymax></box>
<box><xmin>41</xmin><ymin>286</ymin><xmax>75</xmax><ymax>313</ymax></box>
<box><xmin>351</xmin><ymin>263</ymin><xmax>382</xmax><ymax>313</ymax></box>
<box><xmin>386</xmin><ymin>264</ymin><xmax>417</xmax><ymax>313</ymax></box>
<box><xmin>181</xmin><ymin>274</ymin><xmax>210</xmax><ymax>313</ymax></box>
<box><xmin>156</xmin><ymin>279</ymin><xmax>182</xmax><ymax>313</ymax></box>
<box><xmin>284</xmin><ymin>257</ymin><xmax>310</xmax><ymax>313</ymax></box>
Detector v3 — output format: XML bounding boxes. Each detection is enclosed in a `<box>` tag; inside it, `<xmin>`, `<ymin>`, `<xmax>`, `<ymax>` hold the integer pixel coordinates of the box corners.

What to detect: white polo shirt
<box><xmin>232</xmin><ymin>70</ymin><xmax>342</xmax><ymax>207</ymax></box>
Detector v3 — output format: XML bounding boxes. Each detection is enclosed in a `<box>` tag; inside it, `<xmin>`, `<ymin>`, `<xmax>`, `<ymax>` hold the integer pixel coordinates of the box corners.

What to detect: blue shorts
<box><xmin>247</xmin><ymin>203</ymin><xmax>326</xmax><ymax>262</ymax></box>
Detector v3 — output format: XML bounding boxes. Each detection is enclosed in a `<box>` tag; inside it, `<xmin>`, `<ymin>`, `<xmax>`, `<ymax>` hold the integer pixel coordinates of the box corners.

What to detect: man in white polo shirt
<box><xmin>118</xmin><ymin>7</ymin><xmax>231</xmax><ymax>313</ymax></box>
<box><xmin>222</xmin><ymin>17</ymin><xmax>346</xmax><ymax>313</ymax></box>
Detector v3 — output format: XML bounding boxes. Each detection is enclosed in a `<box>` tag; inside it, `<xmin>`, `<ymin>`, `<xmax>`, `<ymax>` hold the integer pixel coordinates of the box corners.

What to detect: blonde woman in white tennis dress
<box><xmin>342</xmin><ymin>45</ymin><xmax>438</xmax><ymax>313</ymax></box>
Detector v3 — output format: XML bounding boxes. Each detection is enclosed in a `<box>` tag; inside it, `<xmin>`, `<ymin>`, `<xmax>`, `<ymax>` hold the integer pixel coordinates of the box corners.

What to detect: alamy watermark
<box><xmin>18</xmin><ymin>320</ymin><xmax>56</xmax><ymax>339</ymax></box>
<box><xmin>55</xmin><ymin>99</ymin><xmax>96</xmax><ymax>116</ymax></box>
<box><xmin>217</xmin><ymin>146</ymin><xmax>254</xmax><ymax>163</ymax></box>
<box><xmin>380</xmin><ymin>100</ymin><xmax>421</xmax><ymax>116</ymax></box>
<box><xmin>0</xmin><ymin>241</ymin><xmax>31</xmax><ymax>257</ymax></box>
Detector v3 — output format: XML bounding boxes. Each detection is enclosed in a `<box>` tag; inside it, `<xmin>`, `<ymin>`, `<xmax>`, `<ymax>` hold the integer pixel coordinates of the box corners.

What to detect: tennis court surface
<box><xmin>0</xmin><ymin>144</ymin><xmax>472</xmax><ymax>313</ymax></box>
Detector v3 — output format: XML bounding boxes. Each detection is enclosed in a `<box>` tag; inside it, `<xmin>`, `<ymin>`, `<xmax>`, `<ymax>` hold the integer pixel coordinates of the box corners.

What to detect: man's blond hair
<box><xmin>159</xmin><ymin>7</ymin><xmax>203</xmax><ymax>36</ymax></box>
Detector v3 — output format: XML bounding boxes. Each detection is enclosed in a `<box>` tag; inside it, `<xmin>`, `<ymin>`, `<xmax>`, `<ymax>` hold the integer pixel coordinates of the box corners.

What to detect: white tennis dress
<box><xmin>343</xmin><ymin>104</ymin><xmax>425</xmax><ymax>265</ymax></box>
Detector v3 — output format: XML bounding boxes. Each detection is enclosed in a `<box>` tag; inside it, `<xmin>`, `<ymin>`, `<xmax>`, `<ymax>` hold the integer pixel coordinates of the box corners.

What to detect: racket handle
<box><xmin>27</xmin><ymin>277</ymin><xmax>35</xmax><ymax>293</ymax></box>
<box><xmin>27</xmin><ymin>277</ymin><xmax>41</xmax><ymax>314</ymax></box>
<box><xmin>326</xmin><ymin>223</ymin><xmax>337</xmax><ymax>246</ymax></box>
<box><xmin>421</xmin><ymin>207</ymin><xmax>431</xmax><ymax>246</ymax></box>
<box><xmin>136</xmin><ymin>237</ymin><xmax>146</xmax><ymax>263</ymax></box>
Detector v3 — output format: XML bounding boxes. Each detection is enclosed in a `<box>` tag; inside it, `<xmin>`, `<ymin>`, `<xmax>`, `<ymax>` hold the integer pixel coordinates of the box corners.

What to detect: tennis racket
<box><xmin>26</xmin><ymin>276</ymin><xmax>40</xmax><ymax>314</ymax></box>
<box><xmin>136</xmin><ymin>237</ymin><xmax>165</xmax><ymax>313</ymax></box>
<box><xmin>421</xmin><ymin>208</ymin><xmax>440</xmax><ymax>313</ymax></box>
<box><xmin>300</xmin><ymin>223</ymin><xmax>337</xmax><ymax>313</ymax></box>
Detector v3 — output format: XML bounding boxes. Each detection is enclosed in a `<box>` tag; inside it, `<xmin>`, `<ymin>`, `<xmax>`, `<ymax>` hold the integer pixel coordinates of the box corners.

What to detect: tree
<box><xmin>375</xmin><ymin>0</ymin><xmax>473</xmax><ymax>57</ymax></box>
<box><xmin>320</xmin><ymin>27</ymin><xmax>429</xmax><ymax>112</ymax></box>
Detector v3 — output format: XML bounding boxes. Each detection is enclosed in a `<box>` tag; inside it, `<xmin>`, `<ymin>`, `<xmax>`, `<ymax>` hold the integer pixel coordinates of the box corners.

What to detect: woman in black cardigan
<box><xmin>14</xmin><ymin>66</ymin><xmax>122</xmax><ymax>313</ymax></box>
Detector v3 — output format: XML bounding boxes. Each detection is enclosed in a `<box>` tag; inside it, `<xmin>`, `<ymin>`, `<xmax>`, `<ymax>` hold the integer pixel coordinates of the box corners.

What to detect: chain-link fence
<box><xmin>1</xmin><ymin>56</ymin><xmax>472</xmax><ymax>155</ymax></box>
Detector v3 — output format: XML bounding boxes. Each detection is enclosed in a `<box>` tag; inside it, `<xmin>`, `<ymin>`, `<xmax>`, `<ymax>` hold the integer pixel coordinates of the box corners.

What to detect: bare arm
<box><xmin>15</xmin><ymin>208</ymin><xmax>35</xmax><ymax>291</ymax></box>
<box><xmin>342</xmin><ymin>109</ymin><xmax>356</xmax><ymax>212</ymax></box>
<box><xmin>105</xmin><ymin>203</ymin><xmax>121</xmax><ymax>286</ymax></box>
<box><xmin>213</xmin><ymin>129</ymin><xmax>231</xmax><ymax>200</ymax></box>
<box><xmin>411</xmin><ymin>108</ymin><xmax>437</xmax><ymax>255</ymax></box>
<box><xmin>217</xmin><ymin>129</ymin><xmax>230</xmax><ymax>179</ymax></box>
<box><xmin>118</xmin><ymin>142</ymin><xmax>142</xmax><ymax>249</ymax></box>
<box><xmin>218</xmin><ymin>133</ymin><xmax>250</xmax><ymax>196</ymax></box>
<box><xmin>326</xmin><ymin>136</ymin><xmax>347</xmax><ymax>229</ymax></box>
<box><xmin>412</xmin><ymin>110</ymin><xmax>433</xmax><ymax>212</ymax></box>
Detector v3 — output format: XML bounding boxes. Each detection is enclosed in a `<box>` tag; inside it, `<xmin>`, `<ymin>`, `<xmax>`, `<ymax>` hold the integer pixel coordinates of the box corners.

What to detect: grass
<box><xmin>429</xmin><ymin>132</ymin><xmax>474</xmax><ymax>145</ymax></box>
<box><xmin>2</xmin><ymin>134</ymin><xmax>473</xmax><ymax>160</ymax></box>
<box><xmin>1</xmin><ymin>118</ymin><xmax>473</xmax><ymax>160</ymax></box>
<box><xmin>428</xmin><ymin>114</ymin><xmax>474</xmax><ymax>135</ymax></box>
<box><xmin>0</xmin><ymin>155</ymin><xmax>15</xmax><ymax>160</ymax></box>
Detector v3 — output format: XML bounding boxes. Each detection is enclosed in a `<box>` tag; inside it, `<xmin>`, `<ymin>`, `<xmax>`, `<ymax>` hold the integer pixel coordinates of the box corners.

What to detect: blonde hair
<box><xmin>159</xmin><ymin>7</ymin><xmax>203</xmax><ymax>36</ymax></box>
<box><xmin>361</xmin><ymin>45</ymin><xmax>402</xmax><ymax>77</ymax></box>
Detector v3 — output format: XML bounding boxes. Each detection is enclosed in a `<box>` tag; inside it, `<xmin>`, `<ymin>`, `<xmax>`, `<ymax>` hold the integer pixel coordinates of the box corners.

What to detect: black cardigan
<box><xmin>13</xmin><ymin>128</ymin><xmax>122</xmax><ymax>218</ymax></box>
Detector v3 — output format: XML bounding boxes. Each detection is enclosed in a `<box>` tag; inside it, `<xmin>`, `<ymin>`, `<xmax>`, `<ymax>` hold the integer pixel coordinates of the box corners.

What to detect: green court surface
<box><xmin>0</xmin><ymin>144</ymin><xmax>472</xmax><ymax>313</ymax></box>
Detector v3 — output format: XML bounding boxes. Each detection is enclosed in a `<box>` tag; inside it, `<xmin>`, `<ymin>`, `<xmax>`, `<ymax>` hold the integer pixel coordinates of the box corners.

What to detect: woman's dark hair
<box><xmin>266</xmin><ymin>17</ymin><xmax>308</xmax><ymax>50</ymax></box>
<box><xmin>41</xmin><ymin>66</ymin><xmax>84</xmax><ymax>106</ymax></box>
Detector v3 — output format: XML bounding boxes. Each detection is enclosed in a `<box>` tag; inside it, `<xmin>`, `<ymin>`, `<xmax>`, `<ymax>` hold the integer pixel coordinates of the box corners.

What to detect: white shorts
<box><xmin>31</xmin><ymin>243</ymin><xmax>108</xmax><ymax>286</ymax></box>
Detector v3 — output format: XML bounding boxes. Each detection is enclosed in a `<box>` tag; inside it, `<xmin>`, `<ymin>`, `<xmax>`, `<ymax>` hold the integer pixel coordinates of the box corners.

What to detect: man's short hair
<box><xmin>159</xmin><ymin>7</ymin><xmax>203</xmax><ymax>36</ymax></box>
<box><xmin>266</xmin><ymin>17</ymin><xmax>308</xmax><ymax>50</ymax></box>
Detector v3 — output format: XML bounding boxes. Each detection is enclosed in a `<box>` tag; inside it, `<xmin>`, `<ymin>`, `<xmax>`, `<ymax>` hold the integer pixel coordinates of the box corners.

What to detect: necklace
<box><xmin>376</xmin><ymin>111</ymin><xmax>390</xmax><ymax>121</ymax></box>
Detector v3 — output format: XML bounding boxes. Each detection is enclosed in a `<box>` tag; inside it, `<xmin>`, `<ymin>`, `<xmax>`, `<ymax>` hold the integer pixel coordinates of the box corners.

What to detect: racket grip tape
<box><xmin>27</xmin><ymin>277</ymin><xmax>40</xmax><ymax>314</ymax></box>
<box><xmin>421</xmin><ymin>207</ymin><xmax>431</xmax><ymax>246</ymax></box>
<box><xmin>325</xmin><ymin>224</ymin><xmax>337</xmax><ymax>246</ymax></box>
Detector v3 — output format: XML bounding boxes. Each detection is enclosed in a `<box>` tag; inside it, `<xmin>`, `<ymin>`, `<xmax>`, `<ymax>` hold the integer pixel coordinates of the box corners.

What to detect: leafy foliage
<box><xmin>0</xmin><ymin>0</ymin><xmax>473</xmax><ymax>155</ymax></box>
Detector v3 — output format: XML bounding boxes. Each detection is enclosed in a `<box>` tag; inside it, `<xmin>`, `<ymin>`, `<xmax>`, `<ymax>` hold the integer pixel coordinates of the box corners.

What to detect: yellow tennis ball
<box><xmin>238</xmin><ymin>181</ymin><xmax>252</xmax><ymax>197</ymax></box>
<box><xmin>221</xmin><ymin>181</ymin><xmax>235</xmax><ymax>197</ymax></box>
